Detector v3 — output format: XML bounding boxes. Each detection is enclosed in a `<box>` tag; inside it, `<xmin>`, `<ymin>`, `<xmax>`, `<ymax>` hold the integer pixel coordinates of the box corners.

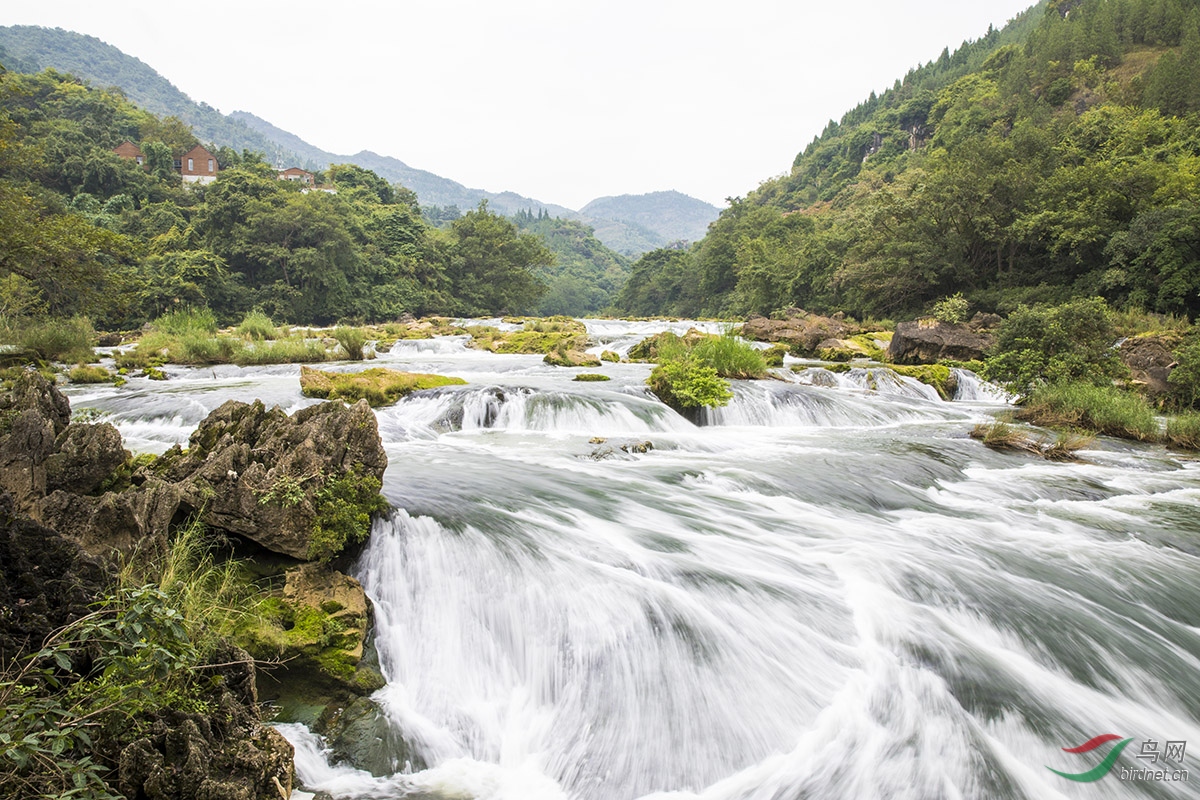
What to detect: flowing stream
<box><xmin>66</xmin><ymin>320</ymin><xmax>1200</xmax><ymax>800</ymax></box>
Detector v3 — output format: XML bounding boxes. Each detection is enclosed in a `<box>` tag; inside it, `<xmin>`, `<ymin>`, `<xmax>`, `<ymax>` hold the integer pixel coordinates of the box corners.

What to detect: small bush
<box><xmin>308</xmin><ymin>469</ymin><xmax>389</xmax><ymax>562</ymax></box>
<box><xmin>1169</xmin><ymin>327</ymin><xmax>1200</xmax><ymax>409</ymax></box>
<box><xmin>1166</xmin><ymin>412</ymin><xmax>1200</xmax><ymax>450</ymax></box>
<box><xmin>931</xmin><ymin>293</ymin><xmax>970</xmax><ymax>324</ymax></box>
<box><xmin>648</xmin><ymin>359</ymin><xmax>733</xmax><ymax>410</ymax></box>
<box><xmin>333</xmin><ymin>326</ymin><xmax>367</xmax><ymax>360</ymax></box>
<box><xmin>690</xmin><ymin>330</ymin><xmax>768</xmax><ymax>379</ymax></box>
<box><xmin>234</xmin><ymin>309</ymin><xmax>277</xmax><ymax>341</ymax></box>
<box><xmin>1015</xmin><ymin>381</ymin><xmax>1160</xmax><ymax>441</ymax></box>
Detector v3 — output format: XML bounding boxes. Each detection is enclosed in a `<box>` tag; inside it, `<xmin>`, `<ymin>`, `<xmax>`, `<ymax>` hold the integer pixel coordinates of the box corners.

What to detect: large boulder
<box><xmin>888</xmin><ymin>319</ymin><xmax>994</xmax><ymax>364</ymax></box>
<box><xmin>157</xmin><ymin>398</ymin><xmax>388</xmax><ymax>560</ymax></box>
<box><xmin>1119</xmin><ymin>334</ymin><xmax>1178</xmax><ymax>395</ymax></box>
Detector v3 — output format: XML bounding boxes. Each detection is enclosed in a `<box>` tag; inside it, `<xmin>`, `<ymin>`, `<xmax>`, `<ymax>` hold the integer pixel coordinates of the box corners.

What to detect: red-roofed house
<box><xmin>179</xmin><ymin>145</ymin><xmax>218</xmax><ymax>184</ymax></box>
<box><xmin>113</xmin><ymin>141</ymin><xmax>145</xmax><ymax>166</ymax></box>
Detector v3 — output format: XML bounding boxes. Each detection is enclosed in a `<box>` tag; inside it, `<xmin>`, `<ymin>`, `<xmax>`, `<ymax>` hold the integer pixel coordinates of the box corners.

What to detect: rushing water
<box><xmin>64</xmin><ymin>320</ymin><xmax>1200</xmax><ymax>800</ymax></box>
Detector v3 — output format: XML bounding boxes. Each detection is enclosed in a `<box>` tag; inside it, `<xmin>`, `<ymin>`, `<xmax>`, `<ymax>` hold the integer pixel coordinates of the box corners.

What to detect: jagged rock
<box><xmin>887</xmin><ymin>319</ymin><xmax>994</xmax><ymax>364</ymax></box>
<box><xmin>0</xmin><ymin>371</ymin><xmax>71</xmax><ymax>509</ymax></box>
<box><xmin>44</xmin><ymin>421</ymin><xmax>127</xmax><ymax>495</ymax></box>
<box><xmin>321</xmin><ymin>696</ymin><xmax>427</xmax><ymax>777</ymax></box>
<box><xmin>156</xmin><ymin>398</ymin><xmax>387</xmax><ymax>560</ymax></box>
<box><xmin>1119</xmin><ymin>334</ymin><xmax>1178</xmax><ymax>395</ymax></box>
<box><xmin>741</xmin><ymin>310</ymin><xmax>860</xmax><ymax>355</ymax></box>
<box><xmin>0</xmin><ymin>491</ymin><xmax>109</xmax><ymax>662</ymax></box>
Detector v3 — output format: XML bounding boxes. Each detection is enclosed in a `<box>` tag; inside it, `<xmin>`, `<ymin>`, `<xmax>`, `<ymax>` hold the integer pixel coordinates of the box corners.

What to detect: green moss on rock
<box><xmin>300</xmin><ymin>366</ymin><xmax>466</xmax><ymax>407</ymax></box>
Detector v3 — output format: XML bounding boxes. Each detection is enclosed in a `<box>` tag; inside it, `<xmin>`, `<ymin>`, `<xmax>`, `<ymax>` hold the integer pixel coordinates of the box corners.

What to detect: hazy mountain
<box><xmin>581</xmin><ymin>191</ymin><xmax>721</xmax><ymax>248</ymax></box>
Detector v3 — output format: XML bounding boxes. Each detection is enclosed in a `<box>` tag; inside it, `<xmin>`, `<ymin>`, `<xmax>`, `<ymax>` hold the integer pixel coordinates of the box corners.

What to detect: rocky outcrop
<box><xmin>887</xmin><ymin>319</ymin><xmax>995</xmax><ymax>364</ymax></box>
<box><xmin>741</xmin><ymin>310</ymin><xmax>862</xmax><ymax>356</ymax></box>
<box><xmin>155</xmin><ymin>398</ymin><xmax>388</xmax><ymax>560</ymax></box>
<box><xmin>1119</xmin><ymin>334</ymin><xmax>1179</xmax><ymax>395</ymax></box>
<box><xmin>543</xmin><ymin>349</ymin><xmax>602</xmax><ymax>367</ymax></box>
<box><xmin>117</xmin><ymin>645</ymin><xmax>294</xmax><ymax>800</ymax></box>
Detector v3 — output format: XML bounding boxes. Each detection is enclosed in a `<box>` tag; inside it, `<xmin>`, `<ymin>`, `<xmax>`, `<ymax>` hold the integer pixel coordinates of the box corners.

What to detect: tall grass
<box><xmin>1016</xmin><ymin>381</ymin><xmax>1161</xmax><ymax>441</ymax></box>
<box><xmin>151</xmin><ymin>307</ymin><xmax>218</xmax><ymax>336</ymax></box>
<box><xmin>1166</xmin><ymin>412</ymin><xmax>1200</xmax><ymax>450</ymax></box>
<box><xmin>689</xmin><ymin>329</ymin><xmax>768</xmax><ymax>379</ymax></box>
<box><xmin>6</xmin><ymin>316</ymin><xmax>96</xmax><ymax>362</ymax></box>
<box><xmin>234</xmin><ymin>309</ymin><xmax>277</xmax><ymax>341</ymax></box>
<box><xmin>232</xmin><ymin>337</ymin><xmax>328</xmax><ymax>366</ymax></box>
<box><xmin>333</xmin><ymin>326</ymin><xmax>367</xmax><ymax>360</ymax></box>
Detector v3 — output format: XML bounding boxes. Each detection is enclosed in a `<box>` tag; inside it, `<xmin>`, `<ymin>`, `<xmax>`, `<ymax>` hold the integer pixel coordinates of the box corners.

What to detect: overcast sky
<box><xmin>4</xmin><ymin>1</ymin><xmax>1035</xmax><ymax>210</ymax></box>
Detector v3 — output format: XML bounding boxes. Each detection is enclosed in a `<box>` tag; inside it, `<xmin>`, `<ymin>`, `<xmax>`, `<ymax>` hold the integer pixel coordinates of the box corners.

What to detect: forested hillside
<box><xmin>512</xmin><ymin>210</ymin><xmax>632</xmax><ymax>315</ymax></box>
<box><xmin>0</xmin><ymin>26</ymin><xmax>308</xmax><ymax>169</ymax></box>
<box><xmin>0</xmin><ymin>68</ymin><xmax>554</xmax><ymax>327</ymax></box>
<box><xmin>618</xmin><ymin>0</ymin><xmax>1200</xmax><ymax>321</ymax></box>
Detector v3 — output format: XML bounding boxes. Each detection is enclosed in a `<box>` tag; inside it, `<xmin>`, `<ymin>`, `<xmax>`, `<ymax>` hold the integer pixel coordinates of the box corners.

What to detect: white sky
<box><xmin>4</xmin><ymin>1</ymin><xmax>1036</xmax><ymax>210</ymax></box>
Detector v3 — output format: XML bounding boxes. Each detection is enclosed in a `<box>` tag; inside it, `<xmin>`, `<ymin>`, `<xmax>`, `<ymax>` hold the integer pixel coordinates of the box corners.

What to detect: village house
<box><xmin>278</xmin><ymin>167</ymin><xmax>315</xmax><ymax>186</ymax></box>
<box><xmin>112</xmin><ymin>141</ymin><xmax>145</xmax><ymax>165</ymax></box>
<box><xmin>177</xmin><ymin>144</ymin><xmax>218</xmax><ymax>184</ymax></box>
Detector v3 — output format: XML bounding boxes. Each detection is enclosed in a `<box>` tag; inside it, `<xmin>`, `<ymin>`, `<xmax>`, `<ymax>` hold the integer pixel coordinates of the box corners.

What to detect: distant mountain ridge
<box><xmin>0</xmin><ymin>24</ymin><xmax>721</xmax><ymax>255</ymax></box>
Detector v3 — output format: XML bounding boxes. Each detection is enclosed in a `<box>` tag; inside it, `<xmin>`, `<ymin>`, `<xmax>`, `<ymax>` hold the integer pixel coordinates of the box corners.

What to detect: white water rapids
<box><xmin>65</xmin><ymin>320</ymin><xmax>1200</xmax><ymax>800</ymax></box>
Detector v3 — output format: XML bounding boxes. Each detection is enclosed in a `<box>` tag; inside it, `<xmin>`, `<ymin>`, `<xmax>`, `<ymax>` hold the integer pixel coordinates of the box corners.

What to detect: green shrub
<box><xmin>1169</xmin><ymin>327</ymin><xmax>1200</xmax><ymax>409</ymax></box>
<box><xmin>12</xmin><ymin>316</ymin><xmax>96</xmax><ymax>363</ymax></box>
<box><xmin>308</xmin><ymin>469</ymin><xmax>389</xmax><ymax>562</ymax></box>
<box><xmin>332</xmin><ymin>326</ymin><xmax>367</xmax><ymax>360</ymax></box>
<box><xmin>234</xmin><ymin>309</ymin><xmax>277</xmax><ymax>341</ymax></box>
<box><xmin>690</xmin><ymin>329</ymin><xmax>768</xmax><ymax>379</ymax></box>
<box><xmin>648</xmin><ymin>359</ymin><xmax>733</xmax><ymax>410</ymax></box>
<box><xmin>1166</xmin><ymin>412</ymin><xmax>1200</xmax><ymax>450</ymax></box>
<box><xmin>983</xmin><ymin>297</ymin><xmax>1126</xmax><ymax>395</ymax></box>
<box><xmin>930</xmin><ymin>293</ymin><xmax>970</xmax><ymax>324</ymax></box>
<box><xmin>1015</xmin><ymin>381</ymin><xmax>1160</xmax><ymax>441</ymax></box>
<box><xmin>573</xmin><ymin>373</ymin><xmax>611</xmax><ymax>381</ymax></box>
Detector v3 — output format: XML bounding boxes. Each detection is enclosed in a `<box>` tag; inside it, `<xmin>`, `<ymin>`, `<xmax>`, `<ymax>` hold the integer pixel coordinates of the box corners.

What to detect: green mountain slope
<box><xmin>619</xmin><ymin>0</ymin><xmax>1200</xmax><ymax>321</ymax></box>
<box><xmin>0</xmin><ymin>25</ymin><xmax>308</xmax><ymax>169</ymax></box>
<box><xmin>512</xmin><ymin>211</ymin><xmax>632</xmax><ymax>315</ymax></box>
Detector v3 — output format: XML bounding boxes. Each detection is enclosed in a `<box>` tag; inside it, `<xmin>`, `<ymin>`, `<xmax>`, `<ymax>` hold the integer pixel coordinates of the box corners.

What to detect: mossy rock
<box><xmin>890</xmin><ymin>364</ymin><xmax>957</xmax><ymax>400</ymax></box>
<box><xmin>300</xmin><ymin>366</ymin><xmax>466</xmax><ymax>407</ymax></box>
<box><xmin>573</xmin><ymin>373</ymin><xmax>611</xmax><ymax>381</ymax></box>
<box><xmin>817</xmin><ymin>346</ymin><xmax>856</xmax><ymax>363</ymax></box>
<box><xmin>762</xmin><ymin>344</ymin><xmax>790</xmax><ymax>367</ymax></box>
<box><xmin>600</xmin><ymin>350</ymin><xmax>620</xmax><ymax>363</ymax></box>
<box><xmin>544</xmin><ymin>349</ymin><xmax>601</xmax><ymax>367</ymax></box>
<box><xmin>628</xmin><ymin>329</ymin><xmax>713</xmax><ymax>362</ymax></box>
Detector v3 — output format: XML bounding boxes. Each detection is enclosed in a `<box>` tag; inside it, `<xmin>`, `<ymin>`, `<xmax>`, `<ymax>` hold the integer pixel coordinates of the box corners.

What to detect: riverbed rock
<box><xmin>887</xmin><ymin>319</ymin><xmax>995</xmax><ymax>364</ymax></box>
<box><xmin>44</xmin><ymin>421</ymin><xmax>128</xmax><ymax>495</ymax></box>
<box><xmin>741</xmin><ymin>310</ymin><xmax>860</xmax><ymax>356</ymax></box>
<box><xmin>543</xmin><ymin>349</ymin><xmax>602</xmax><ymax>367</ymax></box>
<box><xmin>1119</xmin><ymin>334</ymin><xmax>1178</xmax><ymax>395</ymax></box>
<box><xmin>156</xmin><ymin>398</ymin><xmax>388</xmax><ymax>560</ymax></box>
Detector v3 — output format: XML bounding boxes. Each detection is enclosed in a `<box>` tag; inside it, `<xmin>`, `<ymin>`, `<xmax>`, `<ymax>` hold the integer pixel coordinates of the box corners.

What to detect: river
<box><xmin>63</xmin><ymin>319</ymin><xmax>1200</xmax><ymax>800</ymax></box>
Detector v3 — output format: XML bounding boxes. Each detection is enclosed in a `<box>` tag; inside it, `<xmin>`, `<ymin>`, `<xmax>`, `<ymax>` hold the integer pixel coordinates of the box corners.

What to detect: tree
<box><xmin>446</xmin><ymin>202</ymin><xmax>551</xmax><ymax>314</ymax></box>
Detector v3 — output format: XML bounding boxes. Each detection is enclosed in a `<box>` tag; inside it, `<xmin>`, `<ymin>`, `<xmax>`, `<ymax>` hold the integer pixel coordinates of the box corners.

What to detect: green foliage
<box><xmin>332</xmin><ymin>326</ymin><xmax>367</xmax><ymax>361</ymax></box>
<box><xmin>230</xmin><ymin>337</ymin><xmax>327</xmax><ymax>366</ymax></box>
<box><xmin>6</xmin><ymin>316</ymin><xmax>96</xmax><ymax>363</ymax></box>
<box><xmin>1166</xmin><ymin>411</ymin><xmax>1200</xmax><ymax>449</ymax></box>
<box><xmin>686</xmin><ymin>329</ymin><xmax>769</xmax><ymax>379</ymax></box>
<box><xmin>573</xmin><ymin>373</ymin><xmax>611</xmax><ymax>381</ymax></box>
<box><xmin>930</xmin><ymin>293</ymin><xmax>970</xmax><ymax>324</ymax></box>
<box><xmin>891</xmin><ymin>364</ymin><xmax>955</xmax><ymax>399</ymax></box>
<box><xmin>983</xmin><ymin>298</ymin><xmax>1126</xmax><ymax>395</ymax></box>
<box><xmin>151</xmin><ymin>307</ymin><xmax>218</xmax><ymax>336</ymax></box>
<box><xmin>234</xmin><ymin>309</ymin><xmax>277</xmax><ymax>341</ymax></box>
<box><xmin>1015</xmin><ymin>381</ymin><xmax>1161</xmax><ymax>441</ymax></box>
<box><xmin>648</xmin><ymin>359</ymin><xmax>733</xmax><ymax>410</ymax></box>
<box><xmin>1169</xmin><ymin>326</ymin><xmax>1200</xmax><ymax>408</ymax></box>
<box><xmin>511</xmin><ymin>211</ymin><xmax>632</xmax><ymax>316</ymax></box>
<box><xmin>308</xmin><ymin>469</ymin><xmax>389</xmax><ymax>563</ymax></box>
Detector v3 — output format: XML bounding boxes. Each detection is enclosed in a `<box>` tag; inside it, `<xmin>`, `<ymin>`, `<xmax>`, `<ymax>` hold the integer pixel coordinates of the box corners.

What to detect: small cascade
<box><xmin>373</xmin><ymin>384</ymin><xmax>692</xmax><ymax>439</ymax></box>
<box><xmin>699</xmin><ymin>379</ymin><xmax>958</xmax><ymax>427</ymax></box>
<box><xmin>952</xmin><ymin>367</ymin><xmax>1014</xmax><ymax>402</ymax></box>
